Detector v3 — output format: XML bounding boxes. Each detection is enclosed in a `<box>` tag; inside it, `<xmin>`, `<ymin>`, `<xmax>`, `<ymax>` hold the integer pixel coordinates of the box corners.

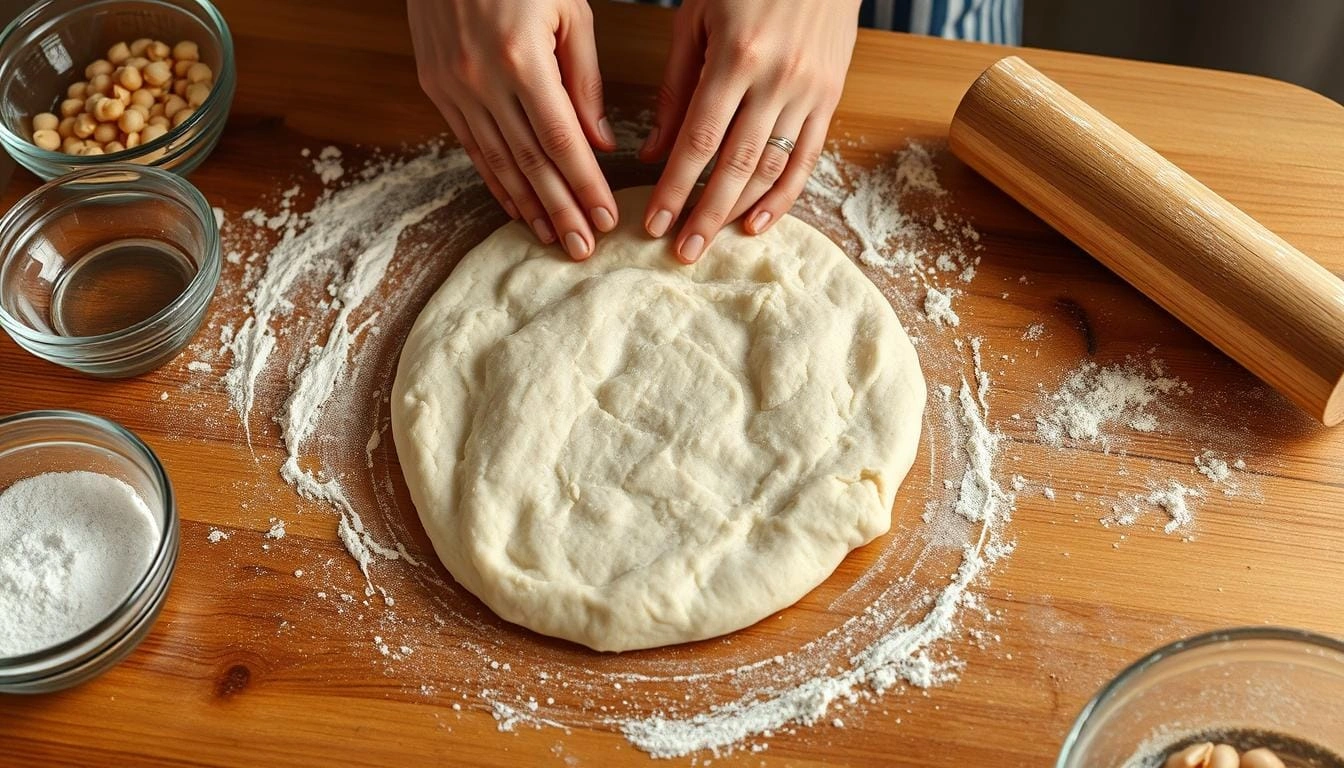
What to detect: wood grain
<box><xmin>949</xmin><ymin>56</ymin><xmax>1344</xmax><ymax>426</ymax></box>
<box><xmin>1</xmin><ymin>2</ymin><xmax>1343</xmax><ymax>767</ymax></box>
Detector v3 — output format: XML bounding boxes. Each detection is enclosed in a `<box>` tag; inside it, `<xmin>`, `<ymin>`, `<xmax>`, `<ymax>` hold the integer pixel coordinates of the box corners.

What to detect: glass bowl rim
<box><xmin>0</xmin><ymin>0</ymin><xmax>235</xmax><ymax>164</ymax></box>
<box><xmin>1055</xmin><ymin>625</ymin><xmax>1344</xmax><ymax>766</ymax></box>
<box><xmin>0</xmin><ymin>409</ymin><xmax>177</xmax><ymax>667</ymax></box>
<box><xmin>0</xmin><ymin>162</ymin><xmax>221</xmax><ymax>346</ymax></box>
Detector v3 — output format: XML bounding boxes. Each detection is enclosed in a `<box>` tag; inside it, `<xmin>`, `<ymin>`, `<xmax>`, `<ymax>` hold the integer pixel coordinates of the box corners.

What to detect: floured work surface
<box><xmin>2</xmin><ymin>75</ymin><xmax>1344</xmax><ymax>767</ymax></box>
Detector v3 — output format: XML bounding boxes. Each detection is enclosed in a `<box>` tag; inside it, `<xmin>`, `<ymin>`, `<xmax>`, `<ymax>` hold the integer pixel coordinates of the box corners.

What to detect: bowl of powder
<box><xmin>0</xmin><ymin>409</ymin><xmax>178</xmax><ymax>693</ymax></box>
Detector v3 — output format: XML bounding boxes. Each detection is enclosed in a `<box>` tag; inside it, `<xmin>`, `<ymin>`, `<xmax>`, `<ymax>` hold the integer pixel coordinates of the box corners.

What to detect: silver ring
<box><xmin>765</xmin><ymin>135</ymin><xmax>795</xmax><ymax>155</ymax></box>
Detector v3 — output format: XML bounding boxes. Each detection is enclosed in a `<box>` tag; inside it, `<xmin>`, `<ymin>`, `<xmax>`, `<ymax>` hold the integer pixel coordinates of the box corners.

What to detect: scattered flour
<box><xmin>207</xmin><ymin>528</ymin><xmax>230</xmax><ymax>544</ymax></box>
<box><xmin>1102</xmin><ymin>482</ymin><xmax>1203</xmax><ymax>535</ymax></box>
<box><xmin>1036</xmin><ymin>359</ymin><xmax>1190</xmax><ymax>450</ymax></box>
<box><xmin>265</xmin><ymin>518</ymin><xmax>286</xmax><ymax>540</ymax></box>
<box><xmin>186</xmin><ymin>360</ymin><xmax>212</xmax><ymax>373</ymax></box>
<box><xmin>924</xmin><ymin>288</ymin><xmax>960</xmax><ymax>327</ymax></box>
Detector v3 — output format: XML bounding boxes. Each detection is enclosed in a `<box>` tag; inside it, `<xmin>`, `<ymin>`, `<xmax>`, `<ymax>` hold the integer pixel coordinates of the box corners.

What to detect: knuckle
<box><xmin>683</xmin><ymin>121</ymin><xmax>722</xmax><ymax>161</ymax></box>
<box><xmin>535</xmin><ymin>119</ymin><xmax>578</xmax><ymax>158</ymax></box>
<box><xmin>725</xmin><ymin>36</ymin><xmax>763</xmax><ymax>70</ymax></box>
<box><xmin>795</xmin><ymin>146</ymin><xmax>822</xmax><ymax>174</ymax></box>
<box><xmin>756</xmin><ymin>148</ymin><xmax>788</xmax><ymax>180</ymax></box>
<box><xmin>579</xmin><ymin>74</ymin><xmax>605</xmax><ymax>106</ymax></box>
<box><xmin>511</xmin><ymin>141</ymin><xmax>550</xmax><ymax>174</ymax></box>
<box><xmin>480</xmin><ymin>143</ymin><xmax>514</xmax><ymax>175</ymax></box>
<box><xmin>721</xmin><ymin>141</ymin><xmax>761</xmax><ymax>180</ymax></box>
<box><xmin>654</xmin><ymin>83</ymin><xmax>681</xmax><ymax>115</ymax></box>
<box><xmin>696</xmin><ymin>206</ymin><xmax>727</xmax><ymax>227</ymax></box>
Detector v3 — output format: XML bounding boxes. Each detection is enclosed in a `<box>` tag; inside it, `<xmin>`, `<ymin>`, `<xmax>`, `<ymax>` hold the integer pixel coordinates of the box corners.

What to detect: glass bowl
<box><xmin>0</xmin><ymin>410</ymin><xmax>179</xmax><ymax>694</ymax></box>
<box><xmin>0</xmin><ymin>163</ymin><xmax>221</xmax><ymax>377</ymax></box>
<box><xmin>1058</xmin><ymin>627</ymin><xmax>1344</xmax><ymax>768</ymax></box>
<box><xmin>0</xmin><ymin>0</ymin><xmax>235</xmax><ymax>179</ymax></box>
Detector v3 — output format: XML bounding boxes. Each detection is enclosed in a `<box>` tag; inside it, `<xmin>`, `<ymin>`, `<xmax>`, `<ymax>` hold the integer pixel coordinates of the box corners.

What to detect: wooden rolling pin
<box><xmin>949</xmin><ymin>56</ymin><xmax>1344</xmax><ymax>427</ymax></box>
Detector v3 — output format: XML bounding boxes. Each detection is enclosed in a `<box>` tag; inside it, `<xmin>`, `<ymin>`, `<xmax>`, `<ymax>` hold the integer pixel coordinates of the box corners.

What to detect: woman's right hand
<box><xmin>408</xmin><ymin>0</ymin><xmax>618</xmax><ymax>260</ymax></box>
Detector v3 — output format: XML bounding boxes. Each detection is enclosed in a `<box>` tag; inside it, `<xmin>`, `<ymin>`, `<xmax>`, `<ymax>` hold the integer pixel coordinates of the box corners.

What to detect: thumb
<box><xmin>556</xmin><ymin>8</ymin><xmax>615</xmax><ymax>151</ymax></box>
<box><xmin>641</xmin><ymin>17</ymin><xmax>703</xmax><ymax>163</ymax></box>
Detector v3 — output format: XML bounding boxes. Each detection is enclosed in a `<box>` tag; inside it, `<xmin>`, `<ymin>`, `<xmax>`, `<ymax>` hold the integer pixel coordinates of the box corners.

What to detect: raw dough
<box><xmin>391</xmin><ymin>187</ymin><xmax>925</xmax><ymax>652</ymax></box>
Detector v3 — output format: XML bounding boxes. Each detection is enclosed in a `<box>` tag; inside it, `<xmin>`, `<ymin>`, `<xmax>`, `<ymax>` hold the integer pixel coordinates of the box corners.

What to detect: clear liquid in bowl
<box><xmin>49</xmin><ymin>238</ymin><xmax>195</xmax><ymax>337</ymax></box>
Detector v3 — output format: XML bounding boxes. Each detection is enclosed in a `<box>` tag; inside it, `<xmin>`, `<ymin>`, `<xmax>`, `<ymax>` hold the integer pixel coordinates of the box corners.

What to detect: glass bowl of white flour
<box><xmin>0</xmin><ymin>409</ymin><xmax>178</xmax><ymax>693</ymax></box>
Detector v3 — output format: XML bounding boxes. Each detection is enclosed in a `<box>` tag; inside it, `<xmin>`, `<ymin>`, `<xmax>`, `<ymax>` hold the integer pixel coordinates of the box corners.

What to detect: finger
<box><xmin>745</xmin><ymin>111</ymin><xmax>830</xmax><ymax>234</ymax></box>
<box><xmin>494</xmin><ymin>99</ymin><xmax>596</xmax><ymax>260</ymax></box>
<box><xmin>726</xmin><ymin>106</ymin><xmax>808</xmax><ymax>227</ymax></box>
<box><xmin>462</xmin><ymin>105</ymin><xmax>555</xmax><ymax>244</ymax></box>
<box><xmin>439</xmin><ymin>101</ymin><xmax>518</xmax><ymax>219</ymax></box>
<box><xmin>643</xmin><ymin>75</ymin><xmax>749</xmax><ymax>239</ymax></box>
<box><xmin>515</xmin><ymin>68</ymin><xmax>619</xmax><ymax>233</ymax></box>
<box><xmin>674</xmin><ymin>95</ymin><xmax>784</xmax><ymax>263</ymax></box>
<box><xmin>556</xmin><ymin>4</ymin><xmax>615</xmax><ymax>152</ymax></box>
<box><xmin>640</xmin><ymin>18</ymin><xmax>703</xmax><ymax>163</ymax></box>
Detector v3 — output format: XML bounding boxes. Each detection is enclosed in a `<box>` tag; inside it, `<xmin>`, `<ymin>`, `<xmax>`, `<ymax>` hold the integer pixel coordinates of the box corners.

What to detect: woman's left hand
<box><xmin>640</xmin><ymin>0</ymin><xmax>861</xmax><ymax>262</ymax></box>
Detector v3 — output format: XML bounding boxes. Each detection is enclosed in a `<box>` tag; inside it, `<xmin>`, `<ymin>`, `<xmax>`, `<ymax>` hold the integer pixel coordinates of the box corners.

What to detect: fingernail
<box><xmin>532</xmin><ymin>218</ymin><xmax>555</xmax><ymax>243</ymax></box>
<box><xmin>640</xmin><ymin>125</ymin><xmax>660</xmax><ymax>156</ymax></box>
<box><xmin>591</xmin><ymin>206</ymin><xmax>616</xmax><ymax>232</ymax></box>
<box><xmin>749</xmin><ymin>210</ymin><xmax>772</xmax><ymax>233</ymax></box>
<box><xmin>564</xmin><ymin>231</ymin><xmax>591</xmax><ymax>260</ymax></box>
<box><xmin>598</xmin><ymin>117</ymin><xmax>615</xmax><ymax>147</ymax></box>
<box><xmin>680</xmin><ymin>233</ymin><xmax>705</xmax><ymax>263</ymax></box>
<box><xmin>503</xmin><ymin>200</ymin><xmax>519</xmax><ymax>219</ymax></box>
<box><xmin>647</xmin><ymin>208</ymin><xmax>672</xmax><ymax>237</ymax></box>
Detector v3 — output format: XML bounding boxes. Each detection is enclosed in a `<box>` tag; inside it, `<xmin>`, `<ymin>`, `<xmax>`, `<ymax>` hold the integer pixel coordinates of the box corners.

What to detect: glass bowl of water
<box><xmin>0</xmin><ymin>163</ymin><xmax>220</xmax><ymax>377</ymax></box>
<box><xmin>1057</xmin><ymin>627</ymin><xmax>1344</xmax><ymax>768</ymax></box>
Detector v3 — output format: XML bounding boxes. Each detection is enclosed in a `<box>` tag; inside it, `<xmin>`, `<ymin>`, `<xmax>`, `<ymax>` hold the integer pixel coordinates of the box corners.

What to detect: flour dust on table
<box><xmin>199</xmin><ymin>123</ymin><xmax>1020</xmax><ymax>758</ymax></box>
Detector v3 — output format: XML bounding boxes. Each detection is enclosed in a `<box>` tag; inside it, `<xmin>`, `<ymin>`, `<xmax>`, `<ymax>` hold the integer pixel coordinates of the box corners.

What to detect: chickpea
<box><xmin>127</xmin><ymin>103</ymin><xmax>150</xmax><ymax>119</ymax></box>
<box><xmin>129</xmin><ymin>38</ymin><xmax>152</xmax><ymax>56</ymax></box>
<box><xmin>67</xmin><ymin>81</ymin><xmax>88</xmax><ymax>99</ymax></box>
<box><xmin>116</xmin><ymin>65</ymin><xmax>143</xmax><ymax>91</ymax></box>
<box><xmin>60</xmin><ymin>97</ymin><xmax>85</xmax><ymax>118</ymax></box>
<box><xmin>104</xmin><ymin>140</ymin><xmax>126</xmax><ymax>154</ymax></box>
<box><xmin>61</xmin><ymin>136</ymin><xmax>84</xmax><ymax>154</ymax></box>
<box><xmin>88</xmin><ymin>73</ymin><xmax>112</xmax><ymax>95</ymax></box>
<box><xmin>172</xmin><ymin>40</ymin><xmax>199</xmax><ymax>62</ymax></box>
<box><xmin>186</xmin><ymin>62</ymin><xmax>212</xmax><ymax>84</ymax></box>
<box><xmin>145</xmin><ymin>86</ymin><xmax>164</xmax><ymax>99</ymax></box>
<box><xmin>172</xmin><ymin>79</ymin><xmax>188</xmax><ymax>98</ymax></box>
<box><xmin>118</xmin><ymin>108</ymin><xmax>145</xmax><ymax>134</ymax></box>
<box><xmin>78</xmin><ymin>144</ymin><xmax>105</xmax><ymax>156</ymax></box>
<box><xmin>141</xmin><ymin>123</ymin><xmax>168</xmax><ymax>143</ymax></box>
<box><xmin>171</xmin><ymin>106</ymin><xmax>194</xmax><ymax>128</ymax></box>
<box><xmin>142</xmin><ymin>60</ymin><xmax>171</xmax><ymax>87</ymax></box>
<box><xmin>92</xmin><ymin>96</ymin><xmax>124</xmax><ymax>122</ymax></box>
<box><xmin>163</xmin><ymin>94</ymin><xmax>187</xmax><ymax>119</ymax></box>
<box><xmin>131</xmin><ymin>88</ymin><xmax>155</xmax><ymax>108</ymax></box>
<box><xmin>185</xmin><ymin>82</ymin><xmax>211</xmax><ymax>108</ymax></box>
<box><xmin>32</xmin><ymin>129</ymin><xmax>60</xmax><ymax>151</ymax></box>
<box><xmin>93</xmin><ymin>122</ymin><xmax>118</xmax><ymax>144</ymax></box>
<box><xmin>32</xmin><ymin>112</ymin><xmax>59</xmax><ymax>131</ymax></box>
<box><xmin>84</xmin><ymin>93</ymin><xmax>103</xmax><ymax>114</ymax></box>
<box><xmin>146</xmin><ymin>40</ymin><xmax>170</xmax><ymax>61</ymax></box>
<box><xmin>126</xmin><ymin>55</ymin><xmax>150</xmax><ymax>69</ymax></box>
<box><xmin>84</xmin><ymin>58</ymin><xmax>113</xmax><ymax>79</ymax></box>
<box><xmin>73</xmin><ymin>113</ymin><xmax>97</xmax><ymax>138</ymax></box>
<box><xmin>149</xmin><ymin>103</ymin><xmax>166</xmax><ymax>119</ymax></box>
<box><xmin>107</xmin><ymin>41</ymin><xmax>130</xmax><ymax>65</ymax></box>
<box><xmin>124</xmin><ymin>131</ymin><xmax>141</xmax><ymax>149</ymax></box>
<box><xmin>58</xmin><ymin>116</ymin><xmax>76</xmax><ymax>138</ymax></box>
<box><xmin>173</xmin><ymin>59</ymin><xmax>193</xmax><ymax>78</ymax></box>
<box><xmin>112</xmin><ymin>84</ymin><xmax>132</xmax><ymax>106</ymax></box>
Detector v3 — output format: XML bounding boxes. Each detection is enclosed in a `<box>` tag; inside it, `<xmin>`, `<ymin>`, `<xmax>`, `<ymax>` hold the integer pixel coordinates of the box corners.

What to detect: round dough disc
<box><xmin>392</xmin><ymin>186</ymin><xmax>925</xmax><ymax>652</ymax></box>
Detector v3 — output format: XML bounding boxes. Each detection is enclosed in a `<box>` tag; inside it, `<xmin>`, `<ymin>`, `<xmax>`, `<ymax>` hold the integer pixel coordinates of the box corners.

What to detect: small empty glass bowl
<box><xmin>1057</xmin><ymin>627</ymin><xmax>1344</xmax><ymax>768</ymax></box>
<box><xmin>0</xmin><ymin>410</ymin><xmax>179</xmax><ymax>694</ymax></box>
<box><xmin>0</xmin><ymin>163</ymin><xmax>220</xmax><ymax>377</ymax></box>
<box><xmin>0</xmin><ymin>0</ymin><xmax>235</xmax><ymax>179</ymax></box>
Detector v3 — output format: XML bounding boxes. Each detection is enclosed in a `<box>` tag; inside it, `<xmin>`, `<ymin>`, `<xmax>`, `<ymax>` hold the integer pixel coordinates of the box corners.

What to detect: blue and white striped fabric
<box><xmin>624</xmin><ymin>0</ymin><xmax>1022</xmax><ymax>44</ymax></box>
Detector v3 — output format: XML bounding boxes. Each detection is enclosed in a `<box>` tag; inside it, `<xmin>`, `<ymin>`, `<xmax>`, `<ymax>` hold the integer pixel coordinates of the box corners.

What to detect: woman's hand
<box><xmin>409</xmin><ymin>0</ymin><xmax>618</xmax><ymax>260</ymax></box>
<box><xmin>640</xmin><ymin>0</ymin><xmax>860</xmax><ymax>262</ymax></box>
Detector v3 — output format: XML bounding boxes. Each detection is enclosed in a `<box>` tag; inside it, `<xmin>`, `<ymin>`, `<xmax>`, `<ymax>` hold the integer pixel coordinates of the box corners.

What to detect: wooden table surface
<box><xmin>3</xmin><ymin>2</ymin><xmax>1344</xmax><ymax>766</ymax></box>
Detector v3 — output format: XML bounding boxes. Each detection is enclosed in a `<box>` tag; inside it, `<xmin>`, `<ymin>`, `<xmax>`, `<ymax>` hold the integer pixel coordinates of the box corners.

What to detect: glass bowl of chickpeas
<box><xmin>1057</xmin><ymin>627</ymin><xmax>1344</xmax><ymax>768</ymax></box>
<box><xmin>0</xmin><ymin>0</ymin><xmax>234</xmax><ymax>180</ymax></box>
